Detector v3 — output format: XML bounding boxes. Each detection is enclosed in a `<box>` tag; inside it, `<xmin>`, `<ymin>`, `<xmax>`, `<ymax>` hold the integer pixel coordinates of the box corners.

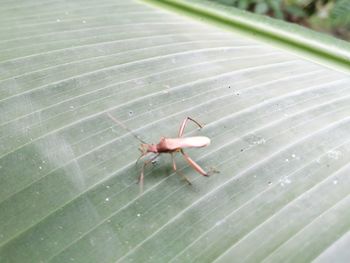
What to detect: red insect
<box><xmin>107</xmin><ymin>113</ymin><xmax>211</xmax><ymax>187</ymax></box>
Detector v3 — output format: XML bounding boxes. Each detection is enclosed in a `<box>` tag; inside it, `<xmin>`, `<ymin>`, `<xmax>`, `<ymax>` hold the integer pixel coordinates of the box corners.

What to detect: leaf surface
<box><xmin>1</xmin><ymin>0</ymin><xmax>350</xmax><ymax>262</ymax></box>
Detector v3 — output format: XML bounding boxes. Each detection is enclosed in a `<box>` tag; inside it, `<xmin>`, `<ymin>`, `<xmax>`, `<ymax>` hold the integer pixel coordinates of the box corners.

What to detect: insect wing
<box><xmin>165</xmin><ymin>136</ymin><xmax>210</xmax><ymax>150</ymax></box>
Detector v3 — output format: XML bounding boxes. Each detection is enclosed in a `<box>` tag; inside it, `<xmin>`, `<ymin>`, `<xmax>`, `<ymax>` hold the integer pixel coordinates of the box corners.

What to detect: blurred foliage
<box><xmin>208</xmin><ymin>0</ymin><xmax>350</xmax><ymax>41</ymax></box>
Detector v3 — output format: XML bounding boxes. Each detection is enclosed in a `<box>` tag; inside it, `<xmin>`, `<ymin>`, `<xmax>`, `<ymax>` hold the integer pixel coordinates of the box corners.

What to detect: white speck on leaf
<box><xmin>245</xmin><ymin>134</ymin><xmax>266</xmax><ymax>145</ymax></box>
<box><xmin>327</xmin><ymin>150</ymin><xmax>342</xmax><ymax>160</ymax></box>
<box><xmin>255</xmin><ymin>138</ymin><xmax>266</xmax><ymax>145</ymax></box>
<box><xmin>105</xmin><ymin>197</ymin><xmax>109</xmax><ymax>202</ymax></box>
<box><xmin>56</xmin><ymin>18</ymin><xmax>61</xmax><ymax>22</ymax></box>
<box><xmin>137</xmin><ymin>213</ymin><xmax>141</xmax><ymax>217</ymax></box>
<box><xmin>279</xmin><ymin>176</ymin><xmax>291</xmax><ymax>186</ymax></box>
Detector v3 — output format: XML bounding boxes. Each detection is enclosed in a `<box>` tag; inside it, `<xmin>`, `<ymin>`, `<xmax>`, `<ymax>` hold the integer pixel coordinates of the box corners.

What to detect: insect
<box><xmin>107</xmin><ymin>113</ymin><xmax>211</xmax><ymax>188</ymax></box>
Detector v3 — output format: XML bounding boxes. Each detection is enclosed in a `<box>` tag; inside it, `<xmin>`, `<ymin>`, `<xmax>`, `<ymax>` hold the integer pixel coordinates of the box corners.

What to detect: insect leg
<box><xmin>178</xmin><ymin>117</ymin><xmax>203</xmax><ymax>137</ymax></box>
<box><xmin>180</xmin><ymin>149</ymin><xmax>209</xmax><ymax>176</ymax></box>
<box><xmin>171</xmin><ymin>153</ymin><xmax>191</xmax><ymax>185</ymax></box>
<box><xmin>139</xmin><ymin>153</ymin><xmax>160</xmax><ymax>191</ymax></box>
<box><xmin>135</xmin><ymin>151</ymin><xmax>151</xmax><ymax>168</ymax></box>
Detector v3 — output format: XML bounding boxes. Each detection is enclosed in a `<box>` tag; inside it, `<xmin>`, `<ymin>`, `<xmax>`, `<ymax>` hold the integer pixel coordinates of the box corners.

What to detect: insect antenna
<box><xmin>107</xmin><ymin>112</ymin><xmax>148</xmax><ymax>144</ymax></box>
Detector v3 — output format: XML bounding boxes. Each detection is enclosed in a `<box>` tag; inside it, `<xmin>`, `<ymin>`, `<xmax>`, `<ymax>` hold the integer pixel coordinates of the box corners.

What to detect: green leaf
<box><xmin>330</xmin><ymin>0</ymin><xmax>350</xmax><ymax>27</ymax></box>
<box><xmin>237</xmin><ymin>0</ymin><xmax>250</xmax><ymax>10</ymax></box>
<box><xmin>268</xmin><ymin>0</ymin><xmax>284</xmax><ymax>20</ymax></box>
<box><xmin>284</xmin><ymin>5</ymin><xmax>307</xmax><ymax>18</ymax></box>
<box><xmin>254</xmin><ymin>2</ymin><xmax>269</xmax><ymax>14</ymax></box>
<box><xmin>0</xmin><ymin>0</ymin><xmax>350</xmax><ymax>262</ymax></box>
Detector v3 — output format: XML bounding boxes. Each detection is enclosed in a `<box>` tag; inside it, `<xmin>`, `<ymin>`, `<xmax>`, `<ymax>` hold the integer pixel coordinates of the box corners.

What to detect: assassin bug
<box><xmin>107</xmin><ymin>113</ymin><xmax>211</xmax><ymax>188</ymax></box>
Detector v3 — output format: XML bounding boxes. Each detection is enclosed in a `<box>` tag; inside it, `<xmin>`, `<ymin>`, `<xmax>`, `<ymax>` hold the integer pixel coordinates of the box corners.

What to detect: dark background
<box><xmin>208</xmin><ymin>0</ymin><xmax>350</xmax><ymax>41</ymax></box>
